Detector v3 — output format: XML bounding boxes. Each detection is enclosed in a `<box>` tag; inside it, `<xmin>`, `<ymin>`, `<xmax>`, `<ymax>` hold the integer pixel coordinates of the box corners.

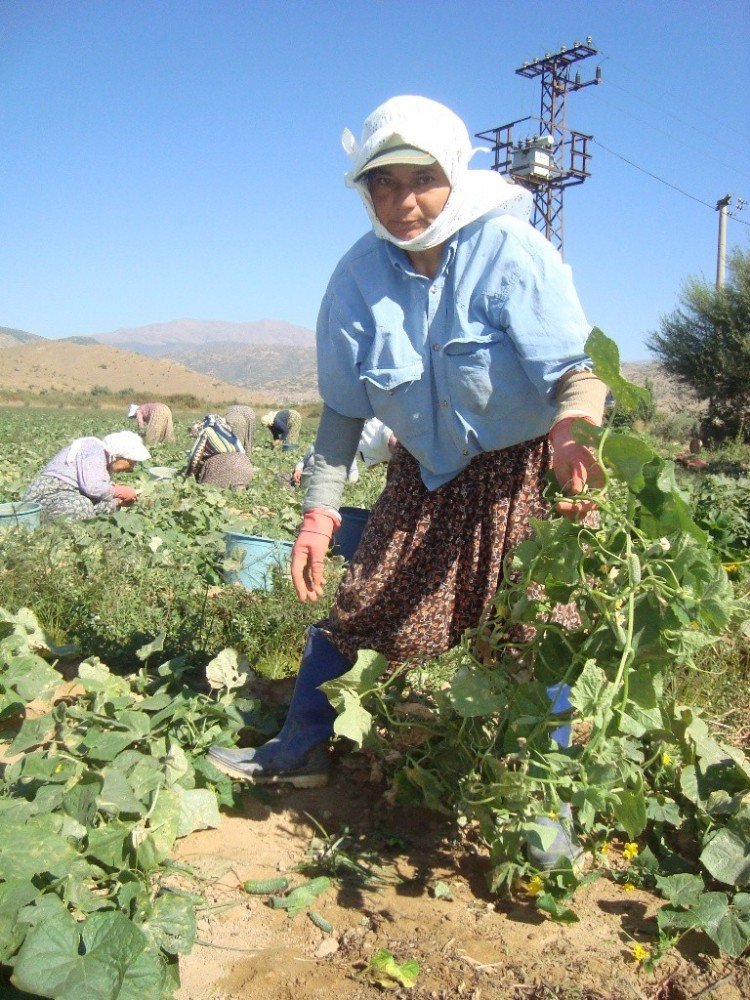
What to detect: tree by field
<box><xmin>646</xmin><ymin>246</ymin><xmax>750</xmax><ymax>443</ymax></box>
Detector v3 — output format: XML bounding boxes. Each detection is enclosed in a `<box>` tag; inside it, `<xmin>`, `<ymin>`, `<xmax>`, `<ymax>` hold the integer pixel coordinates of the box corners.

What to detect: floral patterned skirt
<box><xmin>197</xmin><ymin>452</ymin><xmax>254</xmax><ymax>488</ymax></box>
<box><xmin>23</xmin><ymin>473</ymin><xmax>118</xmax><ymax>523</ymax></box>
<box><xmin>321</xmin><ymin>438</ymin><xmax>550</xmax><ymax>664</ymax></box>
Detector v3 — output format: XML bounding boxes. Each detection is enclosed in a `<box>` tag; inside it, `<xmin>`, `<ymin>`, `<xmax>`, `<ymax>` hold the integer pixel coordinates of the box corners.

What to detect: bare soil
<box><xmin>174</xmin><ymin>755</ymin><xmax>748</xmax><ymax>1000</ymax></box>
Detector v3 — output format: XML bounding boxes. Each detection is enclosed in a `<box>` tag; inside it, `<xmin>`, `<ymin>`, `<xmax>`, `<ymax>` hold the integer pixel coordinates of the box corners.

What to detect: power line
<box><xmin>592</xmin><ymin>138</ymin><xmax>750</xmax><ymax>226</ymax></box>
<box><xmin>597</xmin><ymin>52</ymin><xmax>750</xmax><ymax>145</ymax></box>
<box><xmin>596</xmin><ymin>94</ymin><xmax>750</xmax><ymax>181</ymax></box>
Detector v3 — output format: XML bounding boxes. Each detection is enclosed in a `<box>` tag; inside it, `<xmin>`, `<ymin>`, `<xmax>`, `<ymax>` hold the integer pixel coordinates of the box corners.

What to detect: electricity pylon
<box><xmin>476</xmin><ymin>38</ymin><xmax>601</xmax><ymax>255</ymax></box>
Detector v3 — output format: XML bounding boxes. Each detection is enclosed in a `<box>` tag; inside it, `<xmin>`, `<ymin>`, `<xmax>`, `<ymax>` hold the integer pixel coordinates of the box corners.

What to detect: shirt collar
<box><xmin>383</xmin><ymin>233</ymin><xmax>458</xmax><ymax>278</ymax></box>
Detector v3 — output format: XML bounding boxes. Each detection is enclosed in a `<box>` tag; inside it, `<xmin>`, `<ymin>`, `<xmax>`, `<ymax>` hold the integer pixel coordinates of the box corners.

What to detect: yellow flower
<box><xmin>622</xmin><ymin>842</ymin><xmax>639</xmax><ymax>861</ymax></box>
<box><xmin>623</xmin><ymin>883</ymin><xmax>636</xmax><ymax>892</ymax></box>
<box><xmin>631</xmin><ymin>943</ymin><xmax>650</xmax><ymax>963</ymax></box>
<box><xmin>689</xmin><ymin>620</ymin><xmax>700</xmax><ymax>630</ymax></box>
<box><xmin>546</xmin><ymin>811</ymin><xmax>559</xmax><ymax>820</ymax></box>
<box><xmin>661</xmin><ymin>752</ymin><xmax>672</xmax><ymax>766</ymax></box>
<box><xmin>599</xmin><ymin>841</ymin><xmax>612</xmax><ymax>856</ymax></box>
<box><xmin>723</xmin><ymin>563</ymin><xmax>738</xmax><ymax>574</ymax></box>
<box><xmin>526</xmin><ymin>874</ymin><xmax>544</xmax><ymax>897</ymax></box>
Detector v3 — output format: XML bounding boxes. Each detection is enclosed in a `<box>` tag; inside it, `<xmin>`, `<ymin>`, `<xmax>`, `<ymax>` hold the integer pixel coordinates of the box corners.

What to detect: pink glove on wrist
<box><xmin>112</xmin><ymin>484</ymin><xmax>137</xmax><ymax>503</ymax></box>
<box><xmin>291</xmin><ymin>509</ymin><xmax>338</xmax><ymax>602</ymax></box>
<box><xmin>548</xmin><ymin>416</ymin><xmax>604</xmax><ymax>519</ymax></box>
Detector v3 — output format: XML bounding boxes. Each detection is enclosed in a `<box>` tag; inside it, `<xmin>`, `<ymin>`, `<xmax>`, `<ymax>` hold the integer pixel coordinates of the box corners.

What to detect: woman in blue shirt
<box><xmin>209</xmin><ymin>97</ymin><xmax>606</xmax><ymax>860</ymax></box>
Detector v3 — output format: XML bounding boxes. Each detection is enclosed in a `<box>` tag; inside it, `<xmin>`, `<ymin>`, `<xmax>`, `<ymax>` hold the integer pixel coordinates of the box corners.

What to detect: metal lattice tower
<box><xmin>476</xmin><ymin>38</ymin><xmax>601</xmax><ymax>254</ymax></box>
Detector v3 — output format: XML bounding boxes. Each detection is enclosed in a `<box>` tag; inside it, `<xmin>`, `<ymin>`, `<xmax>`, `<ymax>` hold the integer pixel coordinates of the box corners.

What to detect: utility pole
<box><xmin>476</xmin><ymin>38</ymin><xmax>601</xmax><ymax>255</ymax></box>
<box><xmin>715</xmin><ymin>194</ymin><xmax>732</xmax><ymax>289</ymax></box>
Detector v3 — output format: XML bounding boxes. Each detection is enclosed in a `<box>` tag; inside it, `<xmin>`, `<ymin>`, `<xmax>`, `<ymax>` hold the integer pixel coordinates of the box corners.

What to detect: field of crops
<box><xmin>1</xmin><ymin>342</ymin><xmax>749</xmax><ymax>1000</ymax></box>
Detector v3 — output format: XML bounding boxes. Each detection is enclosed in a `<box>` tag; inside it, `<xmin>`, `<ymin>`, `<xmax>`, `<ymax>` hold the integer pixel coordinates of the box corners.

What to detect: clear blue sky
<box><xmin>2</xmin><ymin>0</ymin><xmax>748</xmax><ymax>360</ymax></box>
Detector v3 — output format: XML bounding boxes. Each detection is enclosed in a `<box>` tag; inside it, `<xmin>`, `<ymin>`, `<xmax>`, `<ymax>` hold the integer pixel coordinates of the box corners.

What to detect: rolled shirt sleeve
<box><xmin>303</xmin><ymin>405</ymin><xmax>364</xmax><ymax>514</ymax></box>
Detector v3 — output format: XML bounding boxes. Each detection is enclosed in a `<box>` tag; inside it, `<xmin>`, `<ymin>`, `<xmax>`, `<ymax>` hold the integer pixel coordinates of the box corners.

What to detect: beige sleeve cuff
<box><xmin>553</xmin><ymin>369</ymin><xmax>608</xmax><ymax>426</ymax></box>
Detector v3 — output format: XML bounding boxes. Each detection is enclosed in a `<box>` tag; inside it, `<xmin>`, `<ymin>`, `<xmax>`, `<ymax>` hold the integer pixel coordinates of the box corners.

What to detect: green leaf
<box><xmin>332</xmin><ymin>689</ymin><xmax>374</xmax><ymax>748</ymax></box>
<box><xmin>11</xmin><ymin>909</ymin><xmax>166</xmax><ymax>1000</ymax></box>
<box><xmin>535</xmin><ymin>892</ymin><xmax>580</xmax><ymax>924</ymax></box>
<box><xmin>174</xmin><ymin>786</ymin><xmax>221</xmax><ymax>837</ymax></box>
<box><xmin>133</xmin><ymin>790</ymin><xmax>181</xmax><ymax>871</ymax></box>
<box><xmin>523</xmin><ymin>821</ymin><xmax>559</xmax><ymax>852</ymax></box>
<box><xmin>0</xmin><ymin>816</ymin><xmax>81</xmax><ymax>880</ymax></box>
<box><xmin>655</xmin><ymin>872</ymin><xmax>705</xmax><ymax>908</ymax></box>
<box><xmin>79</xmin><ymin>728</ymin><xmax>142</xmax><ymax>763</ymax></box>
<box><xmin>137</xmin><ymin>892</ymin><xmax>196</xmax><ymax>955</ymax></box>
<box><xmin>586</xmin><ymin>327</ymin><xmax>653</xmax><ymax>412</ymax></box>
<box><xmin>205</xmin><ymin>648</ymin><xmax>250</xmax><ymax>691</ymax></box>
<box><xmin>448</xmin><ymin>666</ymin><xmax>506</xmax><ymax>717</ymax></box>
<box><xmin>86</xmin><ymin>820</ymin><xmax>134</xmax><ymax>868</ymax></box>
<box><xmin>77</xmin><ymin>658</ymin><xmax>132</xmax><ymax>697</ymax></box>
<box><xmin>135</xmin><ymin>631</ymin><xmax>166</xmax><ymax>662</ymax></box>
<box><xmin>600</xmin><ymin>433</ymin><xmax>655</xmax><ymax>492</ymax></box>
<box><xmin>700</xmin><ymin>828</ymin><xmax>750</xmax><ymax>887</ymax></box>
<box><xmin>63</xmin><ymin>773</ymin><xmax>103</xmax><ymax>828</ymax></box>
<box><xmin>432</xmin><ymin>881</ymin><xmax>454</xmax><ymax>901</ymax></box>
<box><xmin>98</xmin><ymin>768</ymin><xmax>147</xmax><ymax>816</ymax></box>
<box><xmin>0</xmin><ymin>880</ymin><xmax>38</xmax><ymax>962</ymax></box>
<box><xmin>3</xmin><ymin>654</ymin><xmax>62</xmax><ymax>704</ymax></box>
<box><xmin>365</xmin><ymin>948</ymin><xmax>420</xmax><ymax>989</ymax></box>
<box><xmin>569</xmin><ymin>660</ymin><xmax>614</xmax><ymax>726</ymax></box>
<box><xmin>321</xmin><ymin>648</ymin><xmax>389</xmax><ymax>711</ymax></box>
<box><xmin>9</xmin><ymin>713</ymin><xmax>56</xmax><ymax>754</ymax></box>
<box><xmin>614</xmin><ymin>787</ymin><xmax>647</xmax><ymax>840</ymax></box>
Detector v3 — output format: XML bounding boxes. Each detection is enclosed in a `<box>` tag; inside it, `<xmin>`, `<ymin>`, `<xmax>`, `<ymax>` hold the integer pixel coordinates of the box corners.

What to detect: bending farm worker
<box><xmin>261</xmin><ymin>408</ymin><xmax>302</xmax><ymax>450</ymax></box>
<box><xmin>186</xmin><ymin>414</ymin><xmax>254</xmax><ymax>489</ymax></box>
<box><xmin>23</xmin><ymin>430</ymin><xmax>150</xmax><ymax>523</ymax></box>
<box><xmin>127</xmin><ymin>402</ymin><xmax>175</xmax><ymax>445</ymax></box>
<box><xmin>209</xmin><ymin>95</ymin><xmax>607</xmax><ymax>868</ymax></box>
<box><xmin>224</xmin><ymin>405</ymin><xmax>256</xmax><ymax>453</ymax></box>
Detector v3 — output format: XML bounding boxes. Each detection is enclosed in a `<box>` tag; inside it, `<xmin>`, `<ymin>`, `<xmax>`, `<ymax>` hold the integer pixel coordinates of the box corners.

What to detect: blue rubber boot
<box><xmin>207</xmin><ymin>626</ymin><xmax>352</xmax><ymax>788</ymax></box>
<box><xmin>527</xmin><ymin>682</ymin><xmax>583</xmax><ymax>870</ymax></box>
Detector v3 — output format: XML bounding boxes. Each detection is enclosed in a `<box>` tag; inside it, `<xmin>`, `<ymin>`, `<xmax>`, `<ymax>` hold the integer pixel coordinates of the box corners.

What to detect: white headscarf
<box><xmin>64</xmin><ymin>432</ymin><xmax>148</xmax><ymax>464</ymax></box>
<box><xmin>342</xmin><ymin>95</ymin><xmax>532</xmax><ymax>251</ymax></box>
<box><xmin>101</xmin><ymin>431</ymin><xmax>151</xmax><ymax>462</ymax></box>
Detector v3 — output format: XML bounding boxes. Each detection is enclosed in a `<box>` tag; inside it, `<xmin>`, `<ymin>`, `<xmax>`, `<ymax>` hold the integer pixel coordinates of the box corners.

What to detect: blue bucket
<box><xmin>0</xmin><ymin>501</ymin><xmax>42</xmax><ymax>532</ymax></box>
<box><xmin>224</xmin><ymin>532</ymin><xmax>293</xmax><ymax>592</ymax></box>
<box><xmin>333</xmin><ymin>506</ymin><xmax>370</xmax><ymax>561</ymax></box>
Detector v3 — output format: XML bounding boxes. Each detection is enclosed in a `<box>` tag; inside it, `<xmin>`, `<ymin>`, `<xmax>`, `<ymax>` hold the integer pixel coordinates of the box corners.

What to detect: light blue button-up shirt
<box><xmin>316</xmin><ymin>212</ymin><xmax>591</xmax><ymax>490</ymax></box>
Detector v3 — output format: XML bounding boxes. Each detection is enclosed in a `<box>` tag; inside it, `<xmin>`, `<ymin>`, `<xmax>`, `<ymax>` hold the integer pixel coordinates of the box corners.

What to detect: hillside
<box><xmin>0</xmin><ymin>321</ymin><xmax>701</xmax><ymax>411</ymax></box>
<box><xmin>0</xmin><ymin>326</ymin><xmax>43</xmax><ymax>349</ymax></box>
<box><xmin>167</xmin><ymin>341</ymin><xmax>319</xmax><ymax>401</ymax></box>
<box><xmin>0</xmin><ymin>341</ymin><xmax>260</xmax><ymax>404</ymax></box>
<box><xmin>621</xmin><ymin>360</ymin><xmax>706</xmax><ymax>415</ymax></box>
<box><xmin>88</xmin><ymin>318</ymin><xmax>319</xmax><ymax>400</ymax></box>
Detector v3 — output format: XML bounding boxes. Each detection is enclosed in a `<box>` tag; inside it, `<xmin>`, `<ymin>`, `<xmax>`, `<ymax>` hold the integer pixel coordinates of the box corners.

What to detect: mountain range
<box><xmin>1</xmin><ymin>319</ymin><xmax>699</xmax><ymax>413</ymax></box>
<box><xmin>92</xmin><ymin>318</ymin><xmax>319</xmax><ymax>400</ymax></box>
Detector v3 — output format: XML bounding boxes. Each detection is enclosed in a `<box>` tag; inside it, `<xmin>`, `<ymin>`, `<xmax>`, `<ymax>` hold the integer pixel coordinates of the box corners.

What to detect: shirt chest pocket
<box><xmin>359</xmin><ymin>326</ymin><xmax>424</xmax><ymax>390</ymax></box>
<box><xmin>442</xmin><ymin>327</ymin><xmax>515</xmax><ymax>413</ymax></box>
<box><xmin>359</xmin><ymin>328</ymin><xmax>425</xmax><ymax>439</ymax></box>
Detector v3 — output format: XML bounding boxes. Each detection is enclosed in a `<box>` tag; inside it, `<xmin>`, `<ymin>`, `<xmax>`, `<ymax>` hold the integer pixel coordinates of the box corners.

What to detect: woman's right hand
<box><xmin>291</xmin><ymin>510</ymin><xmax>338</xmax><ymax>602</ymax></box>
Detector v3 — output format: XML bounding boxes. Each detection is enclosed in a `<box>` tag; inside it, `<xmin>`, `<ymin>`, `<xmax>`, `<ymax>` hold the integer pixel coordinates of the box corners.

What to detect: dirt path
<box><xmin>174</xmin><ymin>757</ymin><xmax>747</xmax><ymax>1000</ymax></box>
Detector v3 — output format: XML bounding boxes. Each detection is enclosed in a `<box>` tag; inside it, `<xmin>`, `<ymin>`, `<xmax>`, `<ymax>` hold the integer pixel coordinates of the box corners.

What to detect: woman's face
<box><xmin>367</xmin><ymin>163</ymin><xmax>451</xmax><ymax>241</ymax></box>
<box><xmin>109</xmin><ymin>458</ymin><xmax>135</xmax><ymax>474</ymax></box>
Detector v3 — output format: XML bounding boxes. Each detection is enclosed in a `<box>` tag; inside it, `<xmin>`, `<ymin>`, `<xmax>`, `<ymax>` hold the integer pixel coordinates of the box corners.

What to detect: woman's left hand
<box><xmin>112</xmin><ymin>484</ymin><xmax>138</xmax><ymax>505</ymax></box>
<box><xmin>548</xmin><ymin>416</ymin><xmax>604</xmax><ymax>520</ymax></box>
